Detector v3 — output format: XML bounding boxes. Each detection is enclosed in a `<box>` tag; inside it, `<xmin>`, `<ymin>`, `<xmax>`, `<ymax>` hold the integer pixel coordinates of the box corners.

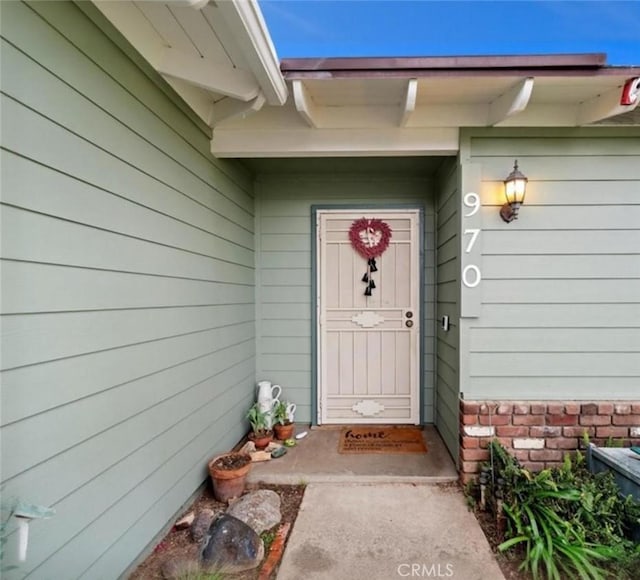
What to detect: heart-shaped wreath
<box><xmin>348</xmin><ymin>218</ymin><xmax>392</xmax><ymax>259</ymax></box>
<box><xmin>348</xmin><ymin>218</ymin><xmax>392</xmax><ymax>296</ymax></box>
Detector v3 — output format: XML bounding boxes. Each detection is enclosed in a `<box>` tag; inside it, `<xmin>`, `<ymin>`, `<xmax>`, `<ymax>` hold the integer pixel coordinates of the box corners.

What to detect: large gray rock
<box><xmin>200</xmin><ymin>514</ymin><xmax>264</xmax><ymax>573</ymax></box>
<box><xmin>226</xmin><ymin>489</ymin><xmax>282</xmax><ymax>534</ymax></box>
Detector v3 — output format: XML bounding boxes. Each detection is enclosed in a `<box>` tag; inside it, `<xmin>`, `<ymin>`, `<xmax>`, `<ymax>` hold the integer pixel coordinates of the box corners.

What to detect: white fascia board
<box><xmin>215</xmin><ymin>0</ymin><xmax>288</xmax><ymax>106</ymax></box>
<box><xmin>211</xmin><ymin>127</ymin><xmax>459</xmax><ymax>157</ymax></box>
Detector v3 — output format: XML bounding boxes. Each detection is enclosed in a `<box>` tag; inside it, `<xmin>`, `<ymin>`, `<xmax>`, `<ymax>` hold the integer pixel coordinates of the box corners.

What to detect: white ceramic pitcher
<box><xmin>257</xmin><ymin>381</ymin><xmax>281</xmax><ymax>429</ymax></box>
<box><xmin>256</xmin><ymin>381</ymin><xmax>281</xmax><ymax>411</ymax></box>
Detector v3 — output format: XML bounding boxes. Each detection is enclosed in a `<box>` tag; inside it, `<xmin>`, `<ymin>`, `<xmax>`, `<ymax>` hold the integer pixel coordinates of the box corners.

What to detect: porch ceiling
<box><xmin>298</xmin><ymin>76</ymin><xmax>629</xmax><ymax>107</ymax></box>
<box><xmin>94</xmin><ymin>2</ymin><xmax>640</xmax><ymax>159</ymax></box>
<box><xmin>212</xmin><ymin>71</ymin><xmax>640</xmax><ymax>157</ymax></box>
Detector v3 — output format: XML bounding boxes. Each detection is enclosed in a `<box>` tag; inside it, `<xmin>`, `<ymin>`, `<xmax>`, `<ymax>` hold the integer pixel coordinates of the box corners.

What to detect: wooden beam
<box><xmin>488</xmin><ymin>77</ymin><xmax>534</xmax><ymax>126</ymax></box>
<box><xmin>576</xmin><ymin>79</ymin><xmax>640</xmax><ymax>125</ymax></box>
<box><xmin>157</xmin><ymin>47</ymin><xmax>260</xmax><ymax>101</ymax></box>
<box><xmin>400</xmin><ymin>79</ymin><xmax>418</xmax><ymax>127</ymax></box>
<box><xmin>292</xmin><ymin>80</ymin><xmax>319</xmax><ymax>128</ymax></box>
<box><xmin>209</xmin><ymin>92</ymin><xmax>266</xmax><ymax>126</ymax></box>
<box><xmin>211</xmin><ymin>127</ymin><xmax>459</xmax><ymax>157</ymax></box>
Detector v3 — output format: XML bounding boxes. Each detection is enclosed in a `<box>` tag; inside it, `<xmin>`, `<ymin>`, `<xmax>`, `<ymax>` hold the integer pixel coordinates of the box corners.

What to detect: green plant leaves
<box><xmin>487</xmin><ymin>440</ymin><xmax>640</xmax><ymax>579</ymax></box>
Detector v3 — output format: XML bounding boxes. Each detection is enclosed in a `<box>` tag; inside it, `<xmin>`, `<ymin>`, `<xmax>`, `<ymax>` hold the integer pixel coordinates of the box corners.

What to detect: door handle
<box><xmin>405</xmin><ymin>320</ymin><xmax>414</xmax><ymax>328</ymax></box>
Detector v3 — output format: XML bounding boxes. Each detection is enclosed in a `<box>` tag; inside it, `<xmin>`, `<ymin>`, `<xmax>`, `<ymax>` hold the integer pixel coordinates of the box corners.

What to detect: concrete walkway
<box><xmin>277</xmin><ymin>483</ymin><xmax>505</xmax><ymax>580</ymax></box>
<box><xmin>245</xmin><ymin>427</ymin><xmax>503</xmax><ymax>579</ymax></box>
<box><xmin>248</xmin><ymin>426</ymin><xmax>458</xmax><ymax>484</ymax></box>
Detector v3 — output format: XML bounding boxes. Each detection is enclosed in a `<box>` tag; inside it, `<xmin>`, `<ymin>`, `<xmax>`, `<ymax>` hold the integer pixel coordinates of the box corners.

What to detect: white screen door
<box><xmin>317</xmin><ymin>210</ymin><xmax>420</xmax><ymax>424</ymax></box>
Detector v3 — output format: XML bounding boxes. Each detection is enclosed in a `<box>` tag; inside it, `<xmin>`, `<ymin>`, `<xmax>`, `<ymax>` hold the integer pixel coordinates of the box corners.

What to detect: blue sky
<box><xmin>259</xmin><ymin>1</ymin><xmax>640</xmax><ymax>65</ymax></box>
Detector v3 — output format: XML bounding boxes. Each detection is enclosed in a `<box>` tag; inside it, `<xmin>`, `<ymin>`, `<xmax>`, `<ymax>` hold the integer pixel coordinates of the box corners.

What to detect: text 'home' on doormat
<box><xmin>338</xmin><ymin>427</ymin><xmax>427</xmax><ymax>454</ymax></box>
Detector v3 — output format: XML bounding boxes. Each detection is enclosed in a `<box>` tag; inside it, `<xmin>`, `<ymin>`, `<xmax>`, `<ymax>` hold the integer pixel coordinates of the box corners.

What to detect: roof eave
<box><xmin>217</xmin><ymin>0</ymin><xmax>288</xmax><ymax>105</ymax></box>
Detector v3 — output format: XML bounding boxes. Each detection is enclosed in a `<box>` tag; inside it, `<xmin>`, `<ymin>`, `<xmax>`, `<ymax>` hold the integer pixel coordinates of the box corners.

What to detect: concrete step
<box><xmin>246</xmin><ymin>425</ymin><xmax>458</xmax><ymax>485</ymax></box>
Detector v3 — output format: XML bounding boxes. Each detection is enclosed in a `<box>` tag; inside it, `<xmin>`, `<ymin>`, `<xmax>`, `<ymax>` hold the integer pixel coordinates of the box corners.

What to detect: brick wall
<box><xmin>459</xmin><ymin>400</ymin><xmax>640</xmax><ymax>483</ymax></box>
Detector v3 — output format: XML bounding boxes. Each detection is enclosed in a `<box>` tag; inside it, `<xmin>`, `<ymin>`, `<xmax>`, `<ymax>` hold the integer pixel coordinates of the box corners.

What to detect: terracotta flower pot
<box><xmin>249</xmin><ymin>431</ymin><xmax>273</xmax><ymax>451</ymax></box>
<box><xmin>208</xmin><ymin>453</ymin><xmax>252</xmax><ymax>502</ymax></box>
<box><xmin>274</xmin><ymin>422</ymin><xmax>295</xmax><ymax>441</ymax></box>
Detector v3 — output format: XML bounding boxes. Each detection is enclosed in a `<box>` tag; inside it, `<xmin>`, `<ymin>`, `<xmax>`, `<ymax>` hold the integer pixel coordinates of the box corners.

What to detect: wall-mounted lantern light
<box><xmin>500</xmin><ymin>160</ymin><xmax>528</xmax><ymax>223</ymax></box>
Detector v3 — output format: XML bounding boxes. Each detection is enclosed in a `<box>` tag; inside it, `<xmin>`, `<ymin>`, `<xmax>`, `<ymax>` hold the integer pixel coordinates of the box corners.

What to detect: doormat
<box><xmin>338</xmin><ymin>427</ymin><xmax>427</xmax><ymax>454</ymax></box>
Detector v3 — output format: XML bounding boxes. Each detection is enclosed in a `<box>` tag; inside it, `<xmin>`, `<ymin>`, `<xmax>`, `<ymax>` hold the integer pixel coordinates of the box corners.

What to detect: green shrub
<box><xmin>485</xmin><ymin>441</ymin><xmax>640</xmax><ymax>579</ymax></box>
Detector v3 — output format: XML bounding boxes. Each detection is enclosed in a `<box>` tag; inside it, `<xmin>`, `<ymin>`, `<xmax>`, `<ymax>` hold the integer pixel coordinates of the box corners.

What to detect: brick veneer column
<box><xmin>459</xmin><ymin>400</ymin><xmax>640</xmax><ymax>484</ymax></box>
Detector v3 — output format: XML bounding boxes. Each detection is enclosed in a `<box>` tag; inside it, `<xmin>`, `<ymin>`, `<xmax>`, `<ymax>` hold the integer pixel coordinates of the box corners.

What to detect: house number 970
<box><xmin>462</xmin><ymin>193</ymin><xmax>481</xmax><ymax>289</ymax></box>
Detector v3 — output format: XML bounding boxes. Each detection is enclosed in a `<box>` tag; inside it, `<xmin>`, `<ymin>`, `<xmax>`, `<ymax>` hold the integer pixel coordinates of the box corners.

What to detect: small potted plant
<box><xmin>246</xmin><ymin>403</ymin><xmax>273</xmax><ymax>450</ymax></box>
<box><xmin>273</xmin><ymin>400</ymin><xmax>295</xmax><ymax>441</ymax></box>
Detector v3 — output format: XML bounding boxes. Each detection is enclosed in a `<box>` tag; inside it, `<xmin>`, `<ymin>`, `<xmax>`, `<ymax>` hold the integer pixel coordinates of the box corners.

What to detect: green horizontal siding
<box><xmin>435</xmin><ymin>158</ymin><xmax>461</xmax><ymax>462</ymax></box>
<box><xmin>461</xmin><ymin>128</ymin><xmax>640</xmax><ymax>401</ymax></box>
<box><xmin>0</xmin><ymin>2</ymin><xmax>255</xmax><ymax>577</ymax></box>
<box><xmin>255</xmin><ymin>170</ymin><xmax>437</xmax><ymax>424</ymax></box>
